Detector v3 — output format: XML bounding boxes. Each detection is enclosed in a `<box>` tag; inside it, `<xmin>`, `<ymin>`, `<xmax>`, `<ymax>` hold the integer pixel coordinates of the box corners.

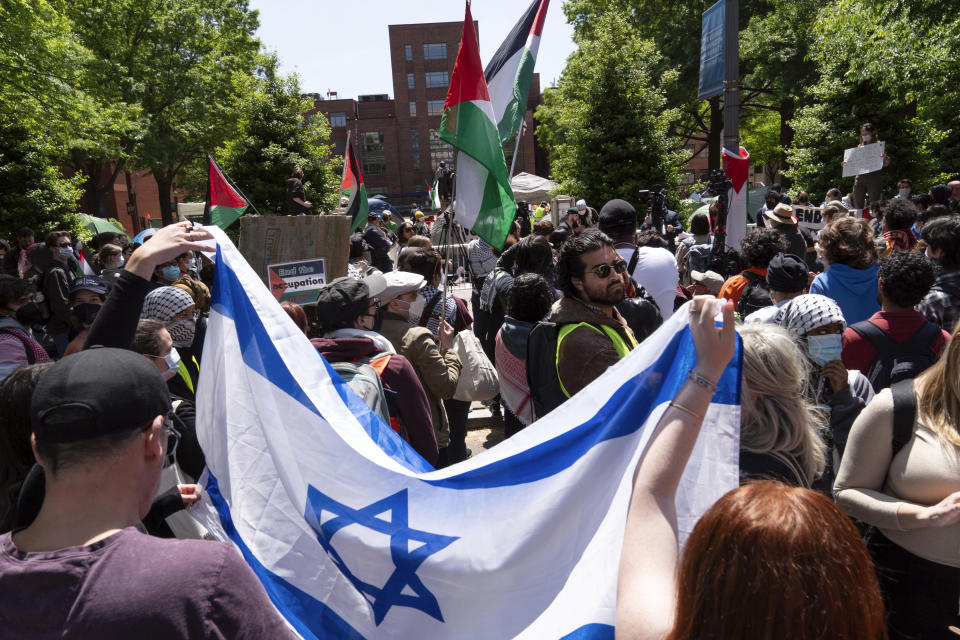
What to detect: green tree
<box><xmin>214</xmin><ymin>55</ymin><xmax>340</xmax><ymax>215</ymax></box>
<box><xmin>535</xmin><ymin>12</ymin><xmax>685</xmax><ymax>206</ymax></box>
<box><xmin>785</xmin><ymin>0</ymin><xmax>957</xmax><ymax>197</ymax></box>
<box><xmin>0</xmin><ymin>117</ymin><xmax>83</xmax><ymax>241</ymax></box>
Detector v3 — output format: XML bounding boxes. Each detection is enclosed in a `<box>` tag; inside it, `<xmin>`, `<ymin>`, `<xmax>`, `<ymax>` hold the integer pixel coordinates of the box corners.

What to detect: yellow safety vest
<box><xmin>555</xmin><ymin>322</ymin><xmax>637</xmax><ymax>398</ymax></box>
<box><xmin>177</xmin><ymin>355</ymin><xmax>199</xmax><ymax>394</ymax></box>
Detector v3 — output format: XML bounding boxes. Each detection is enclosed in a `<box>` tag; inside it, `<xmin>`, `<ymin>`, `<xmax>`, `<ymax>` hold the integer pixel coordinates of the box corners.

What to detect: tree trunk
<box><xmin>82</xmin><ymin>161</ymin><xmax>104</xmax><ymax>216</ymax></box>
<box><xmin>778</xmin><ymin>98</ymin><xmax>795</xmax><ymax>190</ymax></box>
<box><xmin>709</xmin><ymin>96</ymin><xmax>722</xmax><ymax>172</ymax></box>
<box><xmin>156</xmin><ymin>173</ymin><xmax>175</xmax><ymax>227</ymax></box>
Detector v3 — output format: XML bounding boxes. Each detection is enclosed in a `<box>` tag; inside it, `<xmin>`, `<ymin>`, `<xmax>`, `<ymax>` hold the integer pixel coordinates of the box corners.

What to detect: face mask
<box><xmin>15</xmin><ymin>301</ymin><xmax>43</xmax><ymax>327</ymax></box>
<box><xmin>159</xmin><ymin>348</ymin><xmax>181</xmax><ymax>381</ymax></box>
<box><xmin>161</xmin><ymin>265</ymin><xmax>181</xmax><ymax>282</ymax></box>
<box><xmin>899</xmin><ymin>188</ymin><xmax>911</xmax><ymax>199</ymax></box>
<box><xmin>406</xmin><ymin>296</ymin><xmax>425</xmax><ymax>321</ymax></box>
<box><xmin>59</xmin><ymin>247</ymin><xmax>74</xmax><ymax>260</ymax></box>
<box><xmin>166</xmin><ymin>318</ymin><xmax>196</xmax><ymax>347</ymax></box>
<box><xmin>71</xmin><ymin>302</ymin><xmax>101</xmax><ymax>329</ymax></box>
<box><xmin>807</xmin><ymin>333</ymin><xmax>842</xmax><ymax>366</ymax></box>
<box><xmin>862</xmin><ymin>134</ymin><xmax>872</xmax><ymax>142</ymax></box>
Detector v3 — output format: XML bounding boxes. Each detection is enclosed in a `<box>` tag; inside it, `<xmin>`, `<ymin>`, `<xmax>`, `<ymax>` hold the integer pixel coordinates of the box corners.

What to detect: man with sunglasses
<box><xmin>0</xmin><ymin>348</ymin><xmax>294</xmax><ymax>638</ymax></box>
<box><xmin>550</xmin><ymin>229</ymin><xmax>638</xmax><ymax>398</ymax></box>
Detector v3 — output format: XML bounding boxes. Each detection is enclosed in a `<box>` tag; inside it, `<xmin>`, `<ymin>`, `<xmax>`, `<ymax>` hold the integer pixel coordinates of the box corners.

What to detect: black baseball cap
<box><xmin>766</xmin><ymin>253</ymin><xmax>808</xmax><ymax>293</ymax></box>
<box><xmin>315</xmin><ymin>274</ymin><xmax>387</xmax><ymax>325</ymax></box>
<box><xmin>598</xmin><ymin>199</ymin><xmax>637</xmax><ymax>232</ymax></box>
<box><xmin>69</xmin><ymin>275</ymin><xmax>108</xmax><ymax>297</ymax></box>
<box><xmin>31</xmin><ymin>348</ymin><xmax>172</xmax><ymax>444</ymax></box>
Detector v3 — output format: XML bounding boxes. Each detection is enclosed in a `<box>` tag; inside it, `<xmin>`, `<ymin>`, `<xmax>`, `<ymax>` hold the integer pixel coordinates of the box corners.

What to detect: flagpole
<box><xmin>213</xmin><ymin>157</ymin><xmax>263</xmax><ymax>217</ymax></box>
<box><xmin>508</xmin><ymin>123</ymin><xmax>524</xmax><ymax>178</ymax></box>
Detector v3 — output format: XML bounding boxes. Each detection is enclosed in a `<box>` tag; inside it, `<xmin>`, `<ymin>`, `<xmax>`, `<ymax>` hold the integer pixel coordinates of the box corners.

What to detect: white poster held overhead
<box><xmin>842</xmin><ymin>142</ymin><xmax>885</xmax><ymax>177</ymax></box>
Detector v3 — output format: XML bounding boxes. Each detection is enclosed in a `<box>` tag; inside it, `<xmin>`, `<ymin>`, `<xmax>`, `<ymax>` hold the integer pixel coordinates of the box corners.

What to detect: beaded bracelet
<box><xmin>669</xmin><ymin>402</ymin><xmax>704</xmax><ymax>420</ymax></box>
<box><xmin>687</xmin><ymin>370</ymin><xmax>718</xmax><ymax>392</ymax></box>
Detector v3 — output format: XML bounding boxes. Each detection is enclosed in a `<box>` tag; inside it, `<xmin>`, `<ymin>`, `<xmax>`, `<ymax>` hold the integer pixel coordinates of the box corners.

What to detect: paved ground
<box><xmin>464</xmin><ymin>402</ymin><xmax>506</xmax><ymax>455</ymax></box>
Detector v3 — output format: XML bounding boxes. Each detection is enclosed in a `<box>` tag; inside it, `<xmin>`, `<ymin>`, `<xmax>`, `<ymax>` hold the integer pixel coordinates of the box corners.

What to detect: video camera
<box><xmin>637</xmin><ymin>185</ymin><xmax>669</xmax><ymax>233</ymax></box>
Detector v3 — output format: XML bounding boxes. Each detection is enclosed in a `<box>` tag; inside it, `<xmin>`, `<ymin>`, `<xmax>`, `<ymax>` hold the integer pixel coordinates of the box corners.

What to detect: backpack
<box><xmin>848</xmin><ymin>320</ymin><xmax>941</xmax><ymax>392</ymax></box>
<box><xmin>737</xmin><ymin>271</ymin><xmax>773</xmax><ymax>318</ymax></box>
<box><xmin>525</xmin><ymin>321</ymin><xmax>568</xmax><ymax>421</ymax></box>
<box><xmin>890</xmin><ymin>379</ymin><xmax>917</xmax><ymax>458</ymax></box>
<box><xmin>688</xmin><ymin>242</ymin><xmax>713</xmax><ymax>274</ymax></box>
<box><xmin>330</xmin><ymin>355</ymin><xmax>406</xmax><ymax>439</ymax></box>
<box><xmin>0</xmin><ymin>328</ymin><xmax>37</xmax><ymax>364</ymax></box>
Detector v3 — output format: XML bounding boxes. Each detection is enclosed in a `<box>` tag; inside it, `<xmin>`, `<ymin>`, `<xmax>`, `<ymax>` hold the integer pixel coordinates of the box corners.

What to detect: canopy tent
<box><xmin>510</xmin><ymin>172</ymin><xmax>557</xmax><ymax>203</ymax></box>
<box><xmin>78</xmin><ymin>214</ymin><xmax>129</xmax><ymax>239</ymax></box>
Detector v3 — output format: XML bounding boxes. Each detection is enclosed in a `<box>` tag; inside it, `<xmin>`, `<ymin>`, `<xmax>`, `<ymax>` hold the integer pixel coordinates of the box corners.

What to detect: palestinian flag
<box><xmin>484</xmin><ymin>0</ymin><xmax>549</xmax><ymax>144</ymax></box>
<box><xmin>341</xmin><ymin>138</ymin><xmax>369</xmax><ymax>232</ymax></box>
<box><xmin>76</xmin><ymin>243</ymin><xmax>95</xmax><ymax>276</ymax></box>
<box><xmin>203</xmin><ymin>155</ymin><xmax>248</xmax><ymax>230</ymax></box>
<box><xmin>439</xmin><ymin>2</ymin><xmax>517</xmax><ymax>249</ymax></box>
<box><xmin>429</xmin><ymin>174</ymin><xmax>441</xmax><ymax>210</ymax></box>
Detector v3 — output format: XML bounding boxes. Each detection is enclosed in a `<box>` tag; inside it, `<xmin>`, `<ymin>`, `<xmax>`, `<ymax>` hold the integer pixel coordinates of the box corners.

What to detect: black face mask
<box><xmin>15</xmin><ymin>301</ymin><xmax>44</xmax><ymax>327</ymax></box>
<box><xmin>71</xmin><ymin>303</ymin><xmax>101</xmax><ymax>330</ymax></box>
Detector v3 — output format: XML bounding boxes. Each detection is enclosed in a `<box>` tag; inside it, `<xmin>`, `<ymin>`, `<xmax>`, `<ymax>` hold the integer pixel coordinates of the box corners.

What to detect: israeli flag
<box><xmin>191</xmin><ymin>227</ymin><xmax>741</xmax><ymax>639</ymax></box>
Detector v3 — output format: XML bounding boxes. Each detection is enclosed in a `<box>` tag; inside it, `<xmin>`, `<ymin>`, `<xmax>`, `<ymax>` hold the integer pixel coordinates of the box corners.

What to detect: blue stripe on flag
<box><xmin>205</xmin><ymin>473</ymin><xmax>366</xmax><ymax>640</ymax></box>
<box><xmin>559</xmin><ymin>623</ymin><xmax>616</xmax><ymax>639</ymax></box>
<box><xmin>212</xmin><ymin>248</ymin><xmax>433</xmax><ymax>473</ymax></box>
<box><xmin>212</xmin><ymin>247</ymin><xmax>741</xmax><ymax>489</ymax></box>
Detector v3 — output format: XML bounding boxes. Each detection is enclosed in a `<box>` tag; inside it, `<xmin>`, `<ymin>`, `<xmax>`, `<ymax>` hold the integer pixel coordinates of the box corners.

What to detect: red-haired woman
<box><xmin>616</xmin><ymin>296</ymin><xmax>886</xmax><ymax>640</ymax></box>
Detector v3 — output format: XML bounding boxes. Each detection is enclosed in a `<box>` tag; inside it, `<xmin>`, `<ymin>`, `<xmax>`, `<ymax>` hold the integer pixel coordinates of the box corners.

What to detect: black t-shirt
<box><xmin>285</xmin><ymin>177</ymin><xmax>309</xmax><ymax>214</ymax></box>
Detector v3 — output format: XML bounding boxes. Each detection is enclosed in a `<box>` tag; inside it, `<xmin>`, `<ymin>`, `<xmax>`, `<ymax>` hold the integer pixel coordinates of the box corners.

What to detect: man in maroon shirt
<box><xmin>842</xmin><ymin>251</ymin><xmax>950</xmax><ymax>390</ymax></box>
<box><xmin>0</xmin><ymin>348</ymin><xmax>295</xmax><ymax>639</ymax></box>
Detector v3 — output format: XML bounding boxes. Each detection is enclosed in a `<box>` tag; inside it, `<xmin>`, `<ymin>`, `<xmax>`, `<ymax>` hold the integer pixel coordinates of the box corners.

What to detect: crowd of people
<box><xmin>1</xmin><ymin>167</ymin><xmax>960</xmax><ymax>637</ymax></box>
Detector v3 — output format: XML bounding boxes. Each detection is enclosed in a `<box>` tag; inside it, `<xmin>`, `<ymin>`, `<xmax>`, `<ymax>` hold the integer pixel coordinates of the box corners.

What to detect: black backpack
<box><xmin>737</xmin><ymin>271</ymin><xmax>773</xmax><ymax>318</ymax></box>
<box><xmin>526</xmin><ymin>321</ymin><xmax>570</xmax><ymax>421</ymax></box>
<box><xmin>848</xmin><ymin>320</ymin><xmax>941</xmax><ymax>392</ymax></box>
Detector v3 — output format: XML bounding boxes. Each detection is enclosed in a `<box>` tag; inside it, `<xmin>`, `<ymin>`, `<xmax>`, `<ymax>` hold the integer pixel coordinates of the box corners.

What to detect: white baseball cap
<box><xmin>381</xmin><ymin>271</ymin><xmax>425</xmax><ymax>302</ymax></box>
<box><xmin>576</xmin><ymin>199</ymin><xmax>587</xmax><ymax>210</ymax></box>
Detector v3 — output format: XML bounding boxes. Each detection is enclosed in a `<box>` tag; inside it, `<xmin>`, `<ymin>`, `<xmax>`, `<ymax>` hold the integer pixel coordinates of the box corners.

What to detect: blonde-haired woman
<box><xmin>738</xmin><ymin>324</ymin><xmax>828</xmax><ymax>488</ymax></box>
<box><xmin>835</xmin><ymin>319</ymin><xmax>960</xmax><ymax>638</ymax></box>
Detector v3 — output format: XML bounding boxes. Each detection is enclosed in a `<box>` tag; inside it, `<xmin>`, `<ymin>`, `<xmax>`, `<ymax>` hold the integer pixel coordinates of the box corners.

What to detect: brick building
<box><xmin>307</xmin><ymin>21</ymin><xmax>544</xmax><ymax>209</ymax></box>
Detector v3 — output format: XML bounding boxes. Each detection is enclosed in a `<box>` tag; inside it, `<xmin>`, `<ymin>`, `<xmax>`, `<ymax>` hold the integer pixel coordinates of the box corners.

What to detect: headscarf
<box><xmin>774</xmin><ymin>294</ymin><xmax>846</xmax><ymax>339</ymax></box>
<box><xmin>142</xmin><ymin>286</ymin><xmax>194</xmax><ymax>322</ymax></box>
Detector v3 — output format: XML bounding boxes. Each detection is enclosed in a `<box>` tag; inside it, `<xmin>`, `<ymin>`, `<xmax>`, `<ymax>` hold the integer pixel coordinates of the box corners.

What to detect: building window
<box><xmin>333</xmin><ymin>138</ymin><xmax>347</xmax><ymax>155</ymax></box>
<box><xmin>429</xmin><ymin>128</ymin><xmax>455</xmax><ymax>169</ymax></box>
<box><xmin>411</xmin><ymin>130</ymin><xmax>420</xmax><ymax>171</ymax></box>
<box><xmin>407</xmin><ymin>73</ymin><xmax>415</xmax><ymax>90</ymax></box>
<box><xmin>427</xmin><ymin>100</ymin><xmax>444</xmax><ymax>116</ymax></box>
<box><xmin>329</xmin><ymin>112</ymin><xmax>346</xmax><ymax>128</ymax></box>
<box><xmin>409</xmin><ymin>101</ymin><xmax>416</xmax><ymax>117</ymax></box>
<box><xmin>404</xmin><ymin>44</ymin><xmax>413</xmax><ymax>61</ymax></box>
<box><xmin>423</xmin><ymin>43</ymin><xmax>447</xmax><ymax>60</ymax></box>
<box><xmin>361</xmin><ymin>131</ymin><xmax>386</xmax><ymax>175</ymax></box>
<box><xmin>425</xmin><ymin>71</ymin><xmax>448</xmax><ymax>88</ymax></box>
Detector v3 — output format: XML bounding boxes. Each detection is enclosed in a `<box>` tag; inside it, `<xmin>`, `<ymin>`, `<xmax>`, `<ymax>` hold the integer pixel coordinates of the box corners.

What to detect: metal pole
<box><xmin>508</xmin><ymin>122</ymin><xmax>524</xmax><ymax>178</ymax></box>
<box><xmin>722</xmin><ymin>0</ymin><xmax>739</xmax><ymax>153</ymax></box>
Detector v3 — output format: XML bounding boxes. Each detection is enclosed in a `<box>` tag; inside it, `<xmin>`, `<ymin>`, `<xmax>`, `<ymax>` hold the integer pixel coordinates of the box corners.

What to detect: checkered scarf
<box><xmin>774</xmin><ymin>294</ymin><xmax>847</xmax><ymax>338</ymax></box>
<box><xmin>142</xmin><ymin>286</ymin><xmax>195</xmax><ymax>322</ymax></box>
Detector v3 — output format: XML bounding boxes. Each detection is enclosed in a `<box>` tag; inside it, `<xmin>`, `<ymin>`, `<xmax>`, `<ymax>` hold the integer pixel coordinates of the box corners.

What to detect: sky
<box><xmin>248</xmin><ymin>0</ymin><xmax>577</xmax><ymax>99</ymax></box>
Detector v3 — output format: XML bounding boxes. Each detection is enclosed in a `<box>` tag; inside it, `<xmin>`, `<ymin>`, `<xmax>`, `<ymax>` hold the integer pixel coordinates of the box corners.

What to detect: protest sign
<box><xmin>268</xmin><ymin>258</ymin><xmax>327</xmax><ymax>304</ymax></box>
<box><xmin>237</xmin><ymin>214</ymin><xmax>349</xmax><ymax>288</ymax></box>
<box><xmin>793</xmin><ymin>205</ymin><xmax>824</xmax><ymax>235</ymax></box>
<box><xmin>698</xmin><ymin>0</ymin><xmax>725</xmax><ymax>100</ymax></box>
<box><xmin>842</xmin><ymin>142</ymin><xmax>885</xmax><ymax>177</ymax></box>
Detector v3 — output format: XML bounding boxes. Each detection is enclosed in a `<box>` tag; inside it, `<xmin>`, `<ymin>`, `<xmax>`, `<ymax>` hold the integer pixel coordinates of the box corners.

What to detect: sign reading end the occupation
<box><xmin>268</xmin><ymin>258</ymin><xmax>327</xmax><ymax>304</ymax></box>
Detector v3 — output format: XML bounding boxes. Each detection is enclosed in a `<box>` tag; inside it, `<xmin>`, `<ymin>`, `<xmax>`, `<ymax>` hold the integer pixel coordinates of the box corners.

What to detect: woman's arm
<box><xmin>616</xmin><ymin>298</ymin><xmax>735</xmax><ymax>640</ymax></box>
<box><xmin>835</xmin><ymin>389</ymin><xmax>960</xmax><ymax>530</ymax></box>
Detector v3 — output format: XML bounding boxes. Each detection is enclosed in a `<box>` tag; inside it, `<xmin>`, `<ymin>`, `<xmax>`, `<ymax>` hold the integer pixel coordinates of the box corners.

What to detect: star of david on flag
<box><xmin>305</xmin><ymin>487</ymin><xmax>458</xmax><ymax>625</ymax></box>
<box><xmin>188</xmin><ymin>225</ymin><xmax>741</xmax><ymax>639</ymax></box>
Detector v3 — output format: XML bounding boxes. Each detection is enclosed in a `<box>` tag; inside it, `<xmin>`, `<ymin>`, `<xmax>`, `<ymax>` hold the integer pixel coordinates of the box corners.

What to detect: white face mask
<box><xmin>406</xmin><ymin>295</ymin><xmax>426</xmax><ymax>321</ymax></box>
<box><xmin>150</xmin><ymin>347</ymin><xmax>181</xmax><ymax>381</ymax></box>
<box><xmin>899</xmin><ymin>188</ymin><xmax>911</xmax><ymax>198</ymax></box>
<box><xmin>862</xmin><ymin>134</ymin><xmax>873</xmax><ymax>142</ymax></box>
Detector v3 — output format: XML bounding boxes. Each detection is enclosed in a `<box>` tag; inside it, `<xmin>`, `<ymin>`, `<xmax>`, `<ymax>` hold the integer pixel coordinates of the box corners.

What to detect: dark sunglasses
<box><xmin>589</xmin><ymin>260</ymin><xmax>628</xmax><ymax>279</ymax></box>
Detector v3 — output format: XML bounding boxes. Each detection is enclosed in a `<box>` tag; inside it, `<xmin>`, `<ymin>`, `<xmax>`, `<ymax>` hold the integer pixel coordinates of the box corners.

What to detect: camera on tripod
<box><xmin>637</xmin><ymin>185</ymin><xmax>669</xmax><ymax>233</ymax></box>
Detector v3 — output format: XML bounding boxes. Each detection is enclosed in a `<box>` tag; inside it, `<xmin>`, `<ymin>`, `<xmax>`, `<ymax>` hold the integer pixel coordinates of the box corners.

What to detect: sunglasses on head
<box><xmin>589</xmin><ymin>260</ymin><xmax>628</xmax><ymax>279</ymax></box>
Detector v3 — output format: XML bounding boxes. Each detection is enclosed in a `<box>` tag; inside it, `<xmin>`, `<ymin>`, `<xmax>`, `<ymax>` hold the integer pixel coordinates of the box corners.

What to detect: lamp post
<box><xmin>173</xmin><ymin>188</ymin><xmax>179</xmax><ymax>220</ymax></box>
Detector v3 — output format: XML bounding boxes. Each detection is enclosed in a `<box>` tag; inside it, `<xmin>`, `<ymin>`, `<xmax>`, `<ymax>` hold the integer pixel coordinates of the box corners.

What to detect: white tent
<box><xmin>510</xmin><ymin>172</ymin><xmax>557</xmax><ymax>203</ymax></box>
